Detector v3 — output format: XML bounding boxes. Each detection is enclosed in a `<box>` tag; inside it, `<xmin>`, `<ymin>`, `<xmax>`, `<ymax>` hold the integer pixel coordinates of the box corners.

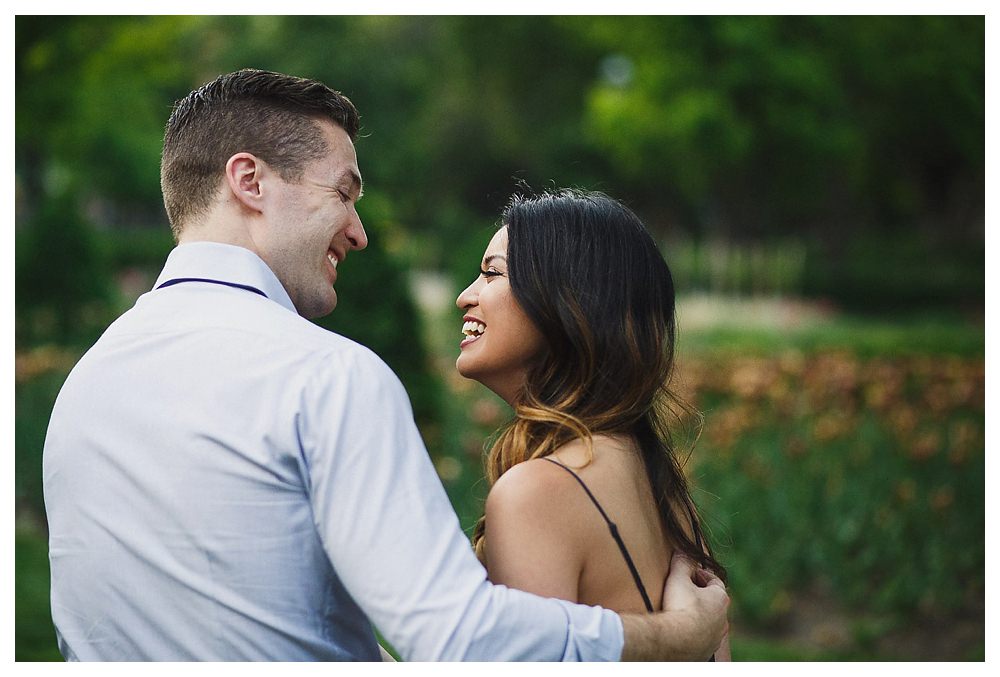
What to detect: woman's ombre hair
<box><xmin>471</xmin><ymin>189</ymin><xmax>726</xmax><ymax>583</ymax></box>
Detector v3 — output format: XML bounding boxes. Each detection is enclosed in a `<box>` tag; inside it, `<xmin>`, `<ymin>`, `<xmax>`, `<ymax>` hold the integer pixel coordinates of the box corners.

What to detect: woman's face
<box><xmin>455</xmin><ymin>227</ymin><xmax>546</xmax><ymax>405</ymax></box>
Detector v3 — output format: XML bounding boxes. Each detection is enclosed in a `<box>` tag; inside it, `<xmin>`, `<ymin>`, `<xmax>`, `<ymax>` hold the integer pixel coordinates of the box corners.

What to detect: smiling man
<box><xmin>42</xmin><ymin>69</ymin><xmax>728</xmax><ymax>661</ymax></box>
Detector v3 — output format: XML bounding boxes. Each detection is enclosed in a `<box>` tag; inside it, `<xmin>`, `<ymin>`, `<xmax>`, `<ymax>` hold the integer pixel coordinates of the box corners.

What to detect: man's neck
<box><xmin>176</xmin><ymin>217</ymin><xmax>259</xmax><ymax>255</ymax></box>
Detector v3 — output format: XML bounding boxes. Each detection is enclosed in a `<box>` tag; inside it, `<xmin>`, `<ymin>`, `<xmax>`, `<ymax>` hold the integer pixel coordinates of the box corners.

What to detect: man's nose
<box><xmin>348</xmin><ymin>214</ymin><xmax>368</xmax><ymax>251</ymax></box>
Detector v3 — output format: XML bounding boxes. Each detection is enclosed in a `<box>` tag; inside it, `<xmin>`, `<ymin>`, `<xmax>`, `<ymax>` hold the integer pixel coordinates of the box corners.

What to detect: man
<box><xmin>43</xmin><ymin>69</ymin><xmax>728</xmax><ymax>661</ymax></box>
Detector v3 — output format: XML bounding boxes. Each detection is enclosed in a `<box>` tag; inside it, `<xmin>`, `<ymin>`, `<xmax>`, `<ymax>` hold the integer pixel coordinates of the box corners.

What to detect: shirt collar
<box><xmin>153</xmin><ymin>242</ymin><xmax>298</xmax><ymax>314</ymax></box>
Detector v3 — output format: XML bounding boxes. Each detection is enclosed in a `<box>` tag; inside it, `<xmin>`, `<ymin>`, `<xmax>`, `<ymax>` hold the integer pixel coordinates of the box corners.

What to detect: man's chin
<box><xmin>299</xmin><ymin>291</ymin><xmax>338</xmax><ymax>320</ymax></box>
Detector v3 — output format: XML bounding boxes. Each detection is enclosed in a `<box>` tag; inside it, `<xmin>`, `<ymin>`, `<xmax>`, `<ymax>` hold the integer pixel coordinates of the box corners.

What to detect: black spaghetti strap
<box><xmin>541</xmin><ymin>457</ymin><xmax>655</xmax><ymax>613</ymax></box>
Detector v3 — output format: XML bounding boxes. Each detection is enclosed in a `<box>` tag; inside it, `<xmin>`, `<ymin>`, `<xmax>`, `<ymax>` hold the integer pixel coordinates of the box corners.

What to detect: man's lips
<box><xmin>326</xmin><ymin>249</ymin><xmax>344</xmax><ymax>282</ymax></box>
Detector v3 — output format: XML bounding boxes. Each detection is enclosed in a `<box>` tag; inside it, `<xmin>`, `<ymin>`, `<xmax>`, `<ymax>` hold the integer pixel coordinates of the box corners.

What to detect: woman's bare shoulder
<box><xmin>486</xmin><ymin>455</ymin><xmax>583</xmax><ymax>517</ymax></box>
<box><xmin>549</xmin><ymin>433</ymin><xmax>638</xmax><ymax>478</ymax></box>
<box><xmin>484</xmin><ymin>456</ymin><xmax>592</xmax><ymax>596</ymax></box>
<box><xmin>486</xmin><ymin>435</ymin><xmax>636</xmax><ymax>532</ymax></box>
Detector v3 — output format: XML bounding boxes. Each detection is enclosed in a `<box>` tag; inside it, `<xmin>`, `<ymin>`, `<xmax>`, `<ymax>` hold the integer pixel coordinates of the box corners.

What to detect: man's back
<box><xmin>43</xmin><ymin>244</ymin><xmax>381</xmax><ymax>660</ymax></box>
<box><xmin>43</xmin><ymin>243</ymin><xmax>632</xmax><ymax>662</ymax></box>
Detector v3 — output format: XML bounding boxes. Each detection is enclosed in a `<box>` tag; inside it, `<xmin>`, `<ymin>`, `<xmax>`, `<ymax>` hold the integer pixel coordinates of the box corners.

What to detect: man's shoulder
<box><xmin>266</xmin><ymin>311</ymin><xmax>401</xmax><ymax>389</ymax></box>
<box><xmin>277</xmin><ymin>313</ymin><xmax>386</xmax><ymax>369</ymax></box>
<box><xmin>98</xmin><ymin>291</ymin><xmax>400</xmax><ymax>391</ymax></box>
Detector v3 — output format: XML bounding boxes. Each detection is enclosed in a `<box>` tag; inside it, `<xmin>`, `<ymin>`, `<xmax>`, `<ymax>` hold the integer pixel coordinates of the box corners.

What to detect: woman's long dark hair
<box><xmin>471</xmin><ymin>189</ymin><xmax>727</xmax><ymax>584</ymax></box>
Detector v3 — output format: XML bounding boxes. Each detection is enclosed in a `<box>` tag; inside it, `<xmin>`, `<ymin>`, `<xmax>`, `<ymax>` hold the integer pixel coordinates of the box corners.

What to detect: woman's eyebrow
<box><xmin>482</xmin><ymin>254</ymin><xmax>507</xmax><ymax>267</ymax></box>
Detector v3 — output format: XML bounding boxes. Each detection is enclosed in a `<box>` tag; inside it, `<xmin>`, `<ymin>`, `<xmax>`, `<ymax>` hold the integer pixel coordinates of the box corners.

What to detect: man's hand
<box><xmin>713</xmin><ymin>628</ymin><xmax>732</xmax><ymax>661</ymax></box>
<box><xmin>619</xmin><ymin>553</ymin><xmax>729</xmax><ymax>661</ymax></box>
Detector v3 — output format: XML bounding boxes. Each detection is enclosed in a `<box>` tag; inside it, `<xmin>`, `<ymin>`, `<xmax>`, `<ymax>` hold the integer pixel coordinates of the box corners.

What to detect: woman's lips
<box><xmin>460</xmin><ymin>333</ymin><xmax>481</xmax><ymax>349</ymax></box>
<box><xmin>460</xmin><ymin>318</ymin><xmax>486</xmax><ymax>348</ymax></box>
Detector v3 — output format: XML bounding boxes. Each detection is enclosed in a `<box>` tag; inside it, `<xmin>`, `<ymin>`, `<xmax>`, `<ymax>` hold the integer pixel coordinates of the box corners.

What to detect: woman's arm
<box><xmin>483</xmin><ymin>458</ymin><xmax>589</xmax><ymax>602</ymax></box>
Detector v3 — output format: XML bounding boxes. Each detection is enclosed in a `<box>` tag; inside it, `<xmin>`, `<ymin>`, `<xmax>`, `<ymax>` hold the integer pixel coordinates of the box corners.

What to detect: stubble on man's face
<box><xmin>262</xmin><ymin>122</ymin><xmax>362</xmax><ymax>320</ymax></box>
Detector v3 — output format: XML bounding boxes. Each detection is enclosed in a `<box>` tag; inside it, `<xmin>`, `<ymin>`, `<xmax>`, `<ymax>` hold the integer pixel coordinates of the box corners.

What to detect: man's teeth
<box><xmin>462</xmin><ymin>320</ymin><xmax>486</xmax><ymax>337</ymax></box>
<box><xmin>327</xmin><ymin>253</ymin><xmax>338</xmax><ymax>269</ymax></box>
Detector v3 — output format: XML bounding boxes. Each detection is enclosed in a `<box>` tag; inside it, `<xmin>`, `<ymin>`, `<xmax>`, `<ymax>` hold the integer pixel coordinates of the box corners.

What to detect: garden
<box><xmin>15</xmin><ymin>15</ymin><xmax>983</xmax><ymax>661</ymax></box>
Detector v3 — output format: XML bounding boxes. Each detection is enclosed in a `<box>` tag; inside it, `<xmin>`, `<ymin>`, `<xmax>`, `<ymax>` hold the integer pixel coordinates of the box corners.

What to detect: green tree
<box><xmin>15</xmin><ymin>190</ymin><xmax>113</xmax><ymax>345</ymax></box>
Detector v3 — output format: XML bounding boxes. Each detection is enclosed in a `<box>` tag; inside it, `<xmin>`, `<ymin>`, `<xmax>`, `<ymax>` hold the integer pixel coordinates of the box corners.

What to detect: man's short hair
<box><xmin>160</xmin><ymin>69</ymin><xmax>360</xmax><ymax>235</ymax></box>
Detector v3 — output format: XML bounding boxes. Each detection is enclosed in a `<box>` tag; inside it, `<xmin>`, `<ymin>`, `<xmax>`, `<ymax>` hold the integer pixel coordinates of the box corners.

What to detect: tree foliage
<box><xmin>15</xmin><ymin>16</ymin><xmax>984</xmax><ymax>312</ymax></box>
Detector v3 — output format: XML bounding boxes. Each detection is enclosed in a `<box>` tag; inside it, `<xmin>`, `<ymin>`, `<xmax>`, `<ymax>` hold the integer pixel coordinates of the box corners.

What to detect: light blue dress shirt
<box><xmin>42</xmin><ymin>242</ymin><xmax>624</xmax><ymax>661</ymax></box>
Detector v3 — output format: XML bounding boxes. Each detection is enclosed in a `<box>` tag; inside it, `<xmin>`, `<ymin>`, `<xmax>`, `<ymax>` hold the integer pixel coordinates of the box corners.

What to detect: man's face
<box><xmin>258</xmin><ymin>120</ymin><xmax>367</xmax><ymax>319</ymax></box>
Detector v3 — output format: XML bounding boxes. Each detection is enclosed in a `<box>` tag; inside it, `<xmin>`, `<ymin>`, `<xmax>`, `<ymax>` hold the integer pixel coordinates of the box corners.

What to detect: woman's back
<box><xmin>483</xmin><ymin>434</ymin><xmax>673</xmax><ymax>614</ymax></box>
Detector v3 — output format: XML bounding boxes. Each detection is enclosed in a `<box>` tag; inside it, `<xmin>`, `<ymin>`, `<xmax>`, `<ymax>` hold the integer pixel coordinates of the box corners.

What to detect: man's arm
<box><xmin>306</xmin><ymin>350</ymin><xmax>728</xmax><ymax>660</ymax></box>
<box><xmin>620</xmin><ymin>554</ymin><xmax>729</xmax><ymax>661</ymax></box>
<box><xmin>304</xmin><ymin>350</ymin><xmax>623</xmax><ymax>660</ymax></box>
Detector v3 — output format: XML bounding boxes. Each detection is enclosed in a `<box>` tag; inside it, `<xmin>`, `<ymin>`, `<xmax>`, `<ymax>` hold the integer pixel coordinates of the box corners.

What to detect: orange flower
<box><xmin>923</xmin><ymin>383</ymin><xmax>951</xmax><ymax>416</ymax></box>
<box><xmin>778</xmin><ymin>349</ymin><xmax>806</xmax><ymax>377</ymax></box>
<box><xmin>812</xmin><ymin>412</ymin><xmax>854</xmax><ymax>443</ymax></box>
<box><xmin>889</xmin><ymin>406</ymin><xmax>918</xmax><ymax>440</ymax></box>
<box><xmin>908</xmin><ymin>431</ymin><xmax>941</xmax><ymax>461</ymax></box>
<box><xmin>14</xmin><ymin>345</ymin><xmax>77</xmax><ymax>383</ymax></box>
<box><xmin>947</xmin><ymin>420</ymin><xmax>981</xmax><ymax>465</ymax></box>
<box><xmin>728</xmin><ymin>357</ymin><xmax>776</xmax><ymax>399</ymax></box>
<box><xmin>864</xmin><ymin>382</ymin><xmax>891</xmax><ymax>410</ymax></box>
<box><xmin>929</xmin><ymin>486</ymin><xmax>955</xmax><ymax>512</ymax></box>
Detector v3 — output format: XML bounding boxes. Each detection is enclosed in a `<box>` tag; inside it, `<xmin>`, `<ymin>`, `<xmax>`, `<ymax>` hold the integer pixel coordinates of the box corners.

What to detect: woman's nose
<box><xmin>456</xmin><ymin>279</ymin><xmax>479</xmax><ymax>309</ymax></box>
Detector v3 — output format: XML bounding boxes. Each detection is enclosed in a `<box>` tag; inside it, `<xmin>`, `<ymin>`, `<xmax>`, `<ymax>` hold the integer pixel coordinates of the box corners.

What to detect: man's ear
<box><xmin>224</xmin><ymin>153</ymin><xmax>268</xmax><ymax>213</ymax></box>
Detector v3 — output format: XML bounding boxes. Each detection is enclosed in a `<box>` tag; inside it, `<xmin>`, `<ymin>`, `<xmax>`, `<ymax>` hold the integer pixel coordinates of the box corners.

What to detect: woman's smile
<box><xmin>460</xmin><ymin>316</ymin><xmax>487</xmax><ymax>348</ymax></box>
<box><xmin>454</xmin><ymin>227</ymin><xmax>546</xmax><ymax>405</ymax></box>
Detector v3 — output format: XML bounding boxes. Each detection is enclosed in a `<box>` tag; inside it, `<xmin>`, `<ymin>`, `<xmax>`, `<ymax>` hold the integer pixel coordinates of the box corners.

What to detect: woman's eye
<box><xmin>480</xmin><ymin>268</ymin><xmax>502</xmax><ymax>280</ymax></box>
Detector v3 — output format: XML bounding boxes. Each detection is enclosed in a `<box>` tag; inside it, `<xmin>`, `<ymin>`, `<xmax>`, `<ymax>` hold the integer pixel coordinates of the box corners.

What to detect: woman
<box><xmin>455</xmin><ymin>190</ymin><xmax>729</xmax><ymax>657</ymax></box>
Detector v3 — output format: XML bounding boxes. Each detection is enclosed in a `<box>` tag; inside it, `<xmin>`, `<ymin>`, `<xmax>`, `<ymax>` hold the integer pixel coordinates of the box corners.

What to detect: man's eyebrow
<box><xmin>338</xmin><ymin>169</ymin><xmax>364</xmax><ymax>200</ymax></box>
<box><xmin>483</xmin><ymin>254</ymin><xmax>507</xmax><ymax>267</ymax></box>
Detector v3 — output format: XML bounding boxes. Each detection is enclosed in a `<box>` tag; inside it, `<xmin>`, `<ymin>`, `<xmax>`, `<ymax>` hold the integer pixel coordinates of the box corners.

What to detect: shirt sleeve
<box><xmin>297</xmin><ymin>346</ymin><xmax>624</xmax><ymax>661</ymax></box>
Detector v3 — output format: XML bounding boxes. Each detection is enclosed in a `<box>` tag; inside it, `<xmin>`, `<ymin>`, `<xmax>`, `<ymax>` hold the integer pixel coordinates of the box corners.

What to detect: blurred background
<box><xmin>15</xmin><ymin>15</ymin><xmax>983</xmax><ymax>661</ymax></box>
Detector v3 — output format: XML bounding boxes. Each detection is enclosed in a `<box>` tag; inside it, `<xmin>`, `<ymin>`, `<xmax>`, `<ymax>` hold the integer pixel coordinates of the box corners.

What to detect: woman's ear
<box><xmin>224</xmin><ymin>153</ymin><xmax>266</xmax><ymax>214</ymax></box>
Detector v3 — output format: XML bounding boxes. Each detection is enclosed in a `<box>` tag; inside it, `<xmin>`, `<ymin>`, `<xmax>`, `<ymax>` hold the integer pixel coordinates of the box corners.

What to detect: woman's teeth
<box><xmin>462</xmin><ymin>320</ymin><xmax>486</xmax><ymax>337</ymax></box>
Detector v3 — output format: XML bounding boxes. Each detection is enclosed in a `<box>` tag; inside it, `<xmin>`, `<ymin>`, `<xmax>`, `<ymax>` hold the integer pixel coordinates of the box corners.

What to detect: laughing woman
<box><xmin>455</xmin><ymin>190</ymin><xmax>729</xmax><ymax>660</ymax></box>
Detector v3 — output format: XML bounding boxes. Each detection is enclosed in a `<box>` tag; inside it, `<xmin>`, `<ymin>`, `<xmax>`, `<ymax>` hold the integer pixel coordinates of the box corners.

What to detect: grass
<box><xmin>15</xmin><ymin>527</ymin><xmax>63</xmax><ymax>661</ymax></box>
<box><xmin>677</xmin><ymin>297</ymin><xmax>983</xmax><ymax>358</ymax></box>
<box><xmin>730</xmin><ymin>635</ymin><xmax>875</xmax><ymax>661</ymax></box>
